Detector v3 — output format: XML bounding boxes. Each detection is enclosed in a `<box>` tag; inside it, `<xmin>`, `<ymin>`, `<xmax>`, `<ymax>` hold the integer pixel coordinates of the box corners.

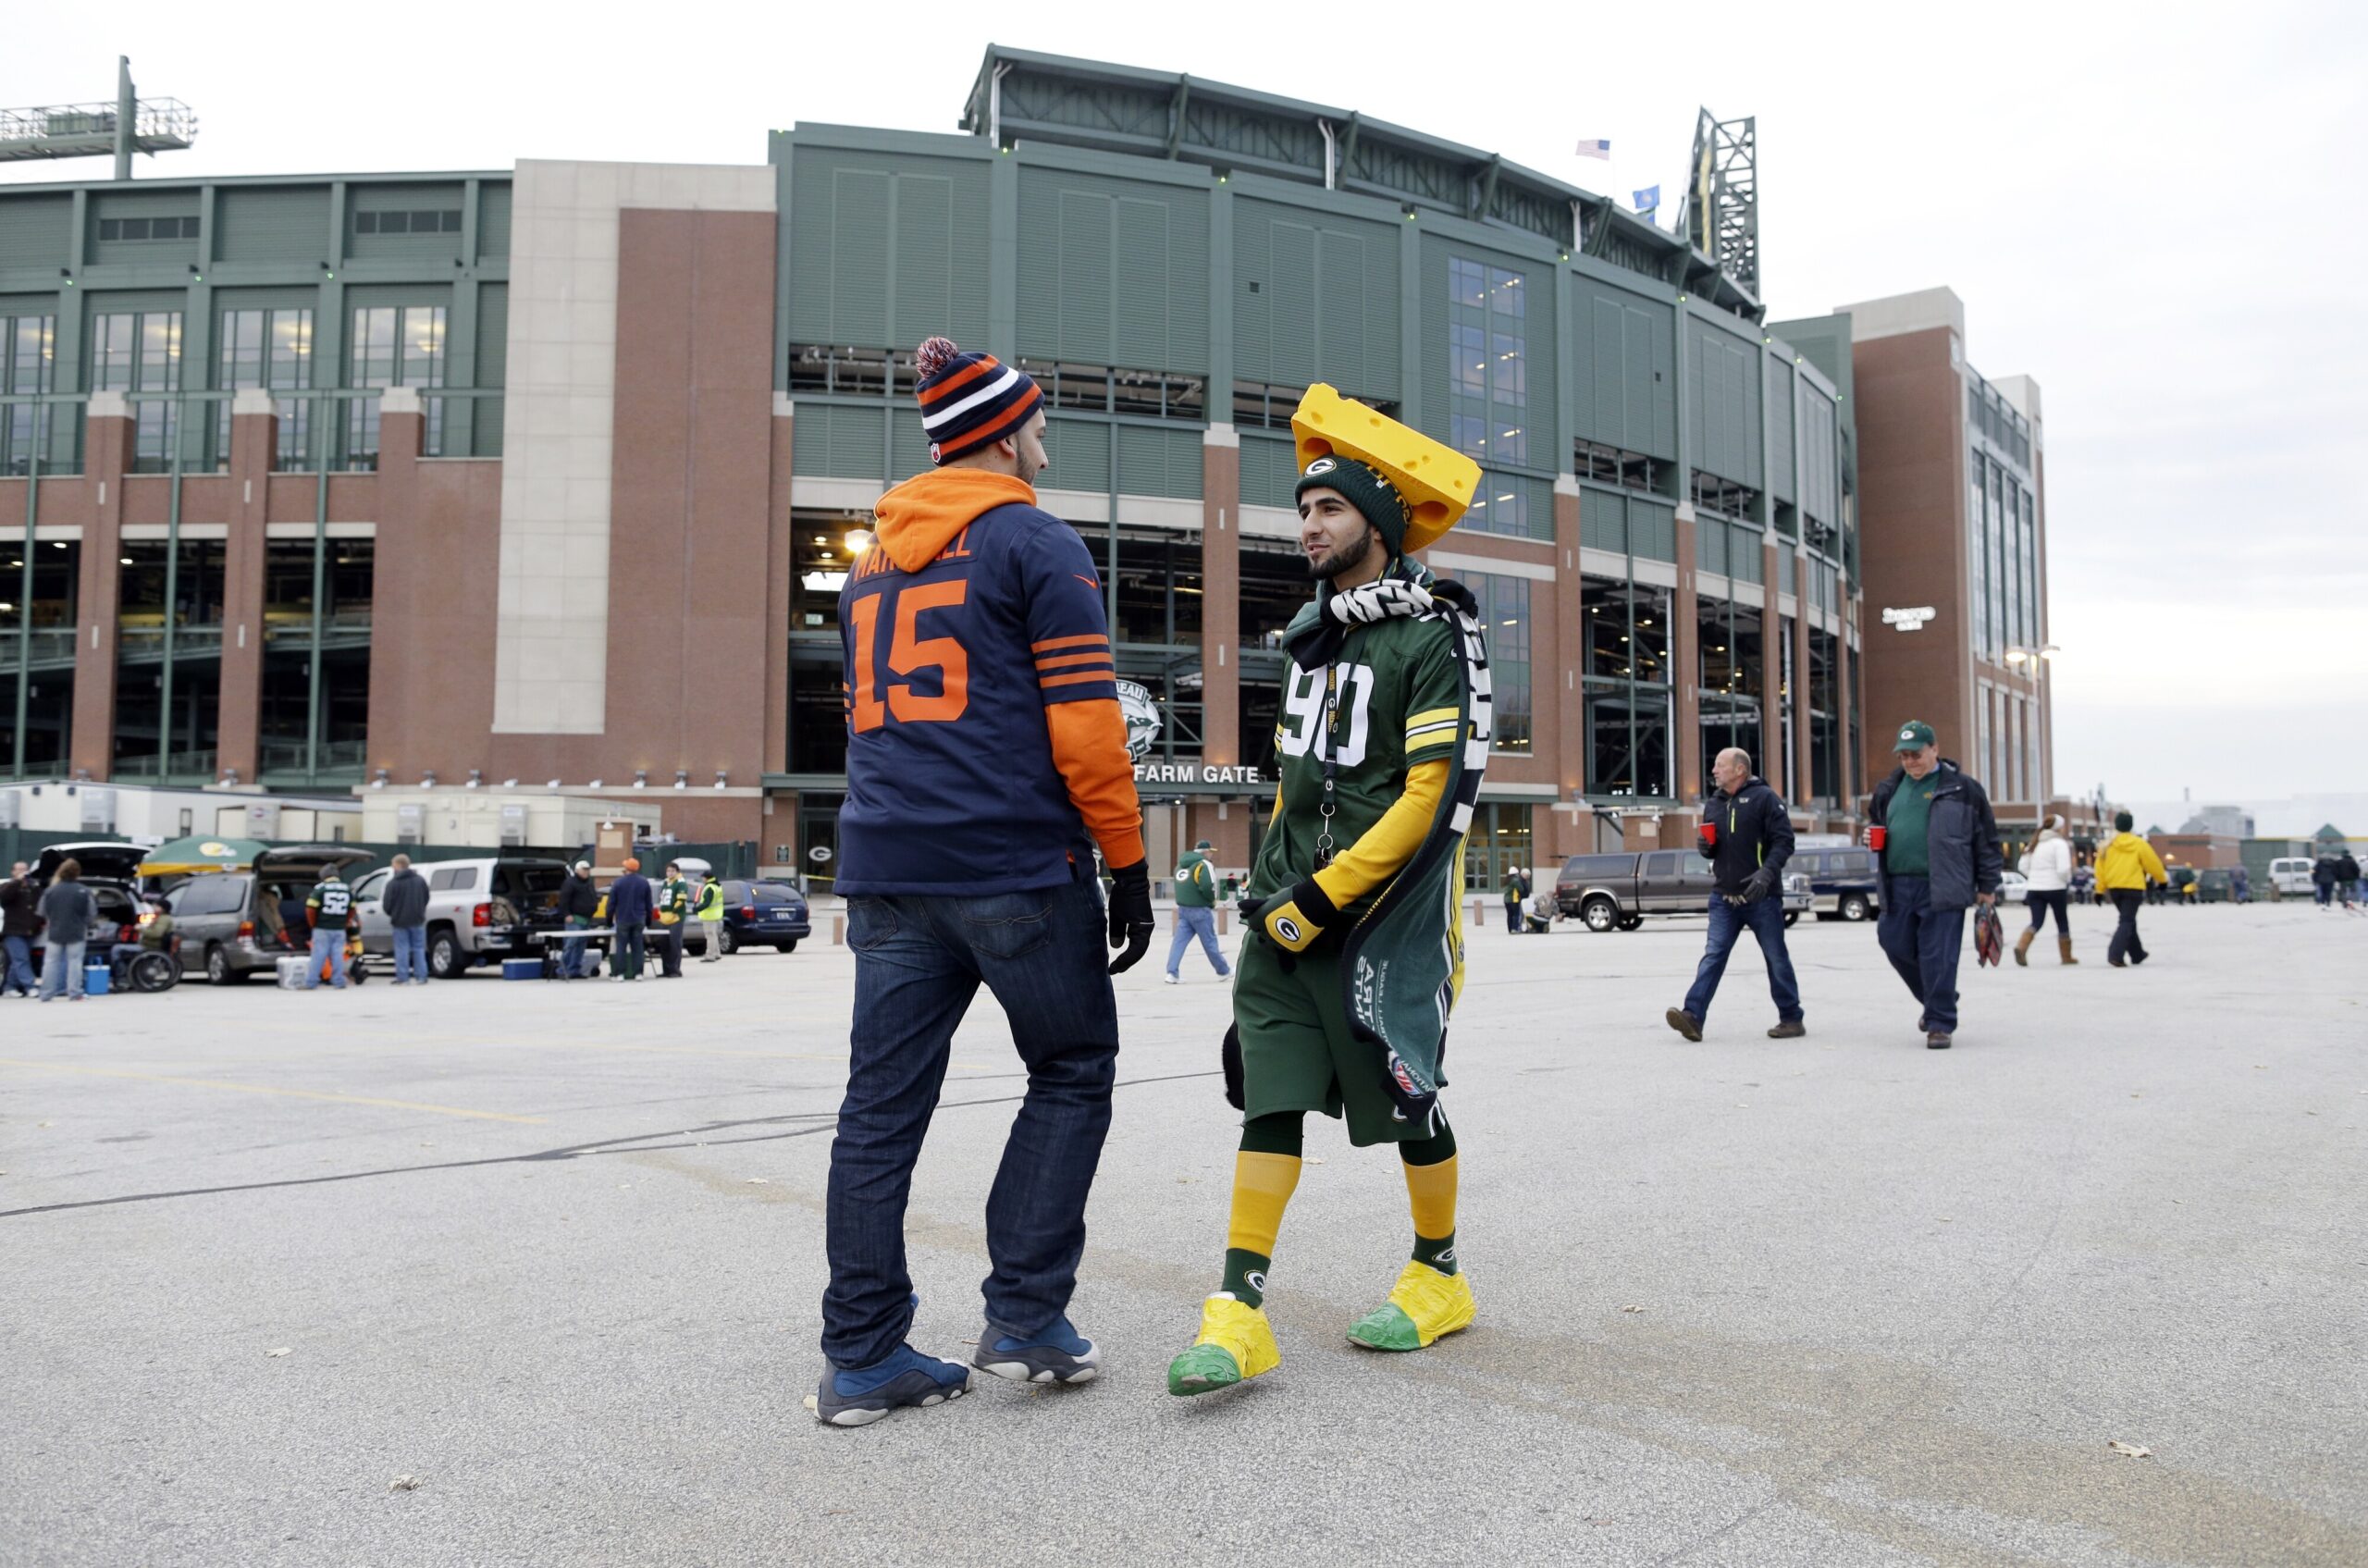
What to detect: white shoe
<box><xmin>1163</xmin><ymin>973</ymin><xmax>1179</xmax><ymax>985</ymax></box>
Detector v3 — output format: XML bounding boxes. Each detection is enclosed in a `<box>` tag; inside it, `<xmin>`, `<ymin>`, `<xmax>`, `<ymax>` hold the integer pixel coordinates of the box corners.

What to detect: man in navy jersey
<box><xmin>811</xmin><ymin>336</ymin><xmax>1155</xmax><ymax>1426</ymax></box>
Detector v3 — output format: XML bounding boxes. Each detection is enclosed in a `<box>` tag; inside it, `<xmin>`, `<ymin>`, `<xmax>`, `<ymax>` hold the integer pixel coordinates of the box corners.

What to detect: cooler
<box><xmin>501</xmin><ymin>957</ymin><xmax>542</xmax><ymax>981</ymax></box>
<box><xmin>276</xmin><ymin>955</ymin><xmax>312</xmax><ymax>989</ymax></box>
<box><xmin>81</xmin><ymin>964</ymin><xmax>111</xmax><ymax>996</ymax></box>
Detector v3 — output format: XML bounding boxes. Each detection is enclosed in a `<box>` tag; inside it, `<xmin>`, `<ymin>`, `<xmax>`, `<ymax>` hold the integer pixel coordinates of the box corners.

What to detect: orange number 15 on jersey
<box><xmin>846</xmin><ymin>581</ymin><xmax>971</xmax><ymax>733</ymax></box>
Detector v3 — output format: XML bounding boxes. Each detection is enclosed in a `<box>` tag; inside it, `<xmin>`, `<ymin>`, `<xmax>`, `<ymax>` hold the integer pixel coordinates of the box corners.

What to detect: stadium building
<box><xmin>0</xmin><ymin>47</ymin><xmax>1868</xmax><ymax>884</ymax></box>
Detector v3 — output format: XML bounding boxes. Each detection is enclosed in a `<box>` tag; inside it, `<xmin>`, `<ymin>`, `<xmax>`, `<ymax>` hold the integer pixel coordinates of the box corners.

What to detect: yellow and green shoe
<box><xmin>1166</xmin><ymin>1293</ymin><xmax>1281</xmax><ymax>1396</ymax></box>
<box><xmin>1347</xmin><ymin>1259</ymin><xmax>1475</xmax><ymax>1352</ymax></box>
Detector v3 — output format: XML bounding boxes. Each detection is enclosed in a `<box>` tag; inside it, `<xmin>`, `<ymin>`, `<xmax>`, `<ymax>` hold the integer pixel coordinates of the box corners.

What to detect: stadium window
<box><xmin>2</xmin><ymin>313</ymin><xmax>56</xmax><ymax>477</ymax></box>
<box><xmin>345</xmin><ymin>303</ymin><xmax>447</xmax><ymax>467</ymax></box>
<box><xmin>215</xmin><ymin>308</ymin><xmax>314</xmax><ymax>470</ymax></box>
<box><xmin>98</xmin><ymin>216</ymin><xmax>196</xmax><ymax>241</ymax></box>
<box><xmin>90</xmin><ymin>311</ymin><xmax>183</xmax><ymax>473</ymax></box>
<box><xmin>1463</xmin><ymin>572</ymin><xmax>1531</xmax><ymax>752</ymax></box>
<box><xmin>354</xmin><ymin>209</ymin><xmax>462</xmax><ymax>236</ymax></box>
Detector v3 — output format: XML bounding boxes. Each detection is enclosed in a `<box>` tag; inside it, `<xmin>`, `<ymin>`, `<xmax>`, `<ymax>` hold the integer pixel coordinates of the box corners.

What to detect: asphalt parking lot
<box><xmin>3</xmin><ymin>901</ymin><xmax>2362</xmax><ymax>1567</ymax></box>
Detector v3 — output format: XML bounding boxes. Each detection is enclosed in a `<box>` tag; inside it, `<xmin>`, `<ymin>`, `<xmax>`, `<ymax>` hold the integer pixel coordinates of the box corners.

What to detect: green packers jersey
<box><xmin>1248</xmin><ymin>611</ymin><xmax>1462</xmax><ymax>912</ymax></box>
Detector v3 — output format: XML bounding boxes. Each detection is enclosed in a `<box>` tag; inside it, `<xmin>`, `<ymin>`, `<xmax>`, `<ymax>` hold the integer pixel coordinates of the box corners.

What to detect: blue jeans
<box><xmin>824</xmin><ymin>870</ymin><xmax>1120</xmax><ymax>1370</ymax></box>
<box><xmin>1877</xmin><ymin>875</ymin><xmax>1966</xmax><ymax>1033</ymax></box>
<box><xmin>38</xmin><ymin>939</ymin><xmax>86</xmax><ymax>1000</ymax></box>
<box><xmin>302</xmin><ymin>926</ymin><xmax>348</xmax><ymax>988</ymax></box>
<box><xmin>3</xmin><ymin>932</ymin><xmax>32</xmax><ymax>995</ymax></box>
<box><xmin>1165</xmin><ymin>906</ymin><xmax>1229</xmax><ymax>978</ymax></box>
<box><xmin>1683</xmin><ymin>893</ymin><xmax>1802</xmax><ymax>1024</ymax></box>
<box><xmin>560</xmin><ymin>916</ymin><xmax>594</xmax><ymax>978</ymax></box>
<box><xmin>392</xmin><ymin>925</ymin><xmax>428</xmax><ymax>983</ymax></box>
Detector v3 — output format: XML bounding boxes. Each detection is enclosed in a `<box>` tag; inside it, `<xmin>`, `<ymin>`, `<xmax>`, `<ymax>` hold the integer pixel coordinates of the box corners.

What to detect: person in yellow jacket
<box><xmin>696</xmin><ymin>871</ymin><xmax>727</xmax><ymax>963</ymax></box>
<box><xmin>2094</xmin><ymin>811</ymin><xmax>2168</xmax><ymax>968</ymax></box>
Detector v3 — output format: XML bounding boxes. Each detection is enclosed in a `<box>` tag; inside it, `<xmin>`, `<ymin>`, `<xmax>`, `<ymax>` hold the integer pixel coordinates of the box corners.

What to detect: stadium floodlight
<box><xmin>0</xmin><ymin>58</ymin><xmax>196</xmax><ymax>179</ymax></box>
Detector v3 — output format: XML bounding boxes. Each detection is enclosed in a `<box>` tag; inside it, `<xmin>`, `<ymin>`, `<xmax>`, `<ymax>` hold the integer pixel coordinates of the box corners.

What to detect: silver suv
<box><xmin>352</xmin><ymin>857</ymin><xmax>569</xmax><ymax>980</ymax></box>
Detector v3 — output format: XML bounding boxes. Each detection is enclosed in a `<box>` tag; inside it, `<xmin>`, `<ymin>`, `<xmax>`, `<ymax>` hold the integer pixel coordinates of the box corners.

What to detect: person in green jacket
<box><xmin>654</xmin><ymin>862</ymin><xmax>691</xmax><ymax>978</ymax></box>
<box><xmin>696</xmin><ymin>871</ymin><xmax>727</xmax><ymax>963</ymax></box>
<box><xmin>1165</xmin><ymin>839</ymin><xmax>1231</xmax><ymax>984</ymax></box>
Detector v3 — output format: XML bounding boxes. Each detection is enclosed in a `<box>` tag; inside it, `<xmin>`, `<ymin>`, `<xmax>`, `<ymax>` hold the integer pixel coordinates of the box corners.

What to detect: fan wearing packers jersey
<box><xmin>1167</xmin><ymin>400</ymin><xmax>1492</xmax><ymax>1397</ymax></box>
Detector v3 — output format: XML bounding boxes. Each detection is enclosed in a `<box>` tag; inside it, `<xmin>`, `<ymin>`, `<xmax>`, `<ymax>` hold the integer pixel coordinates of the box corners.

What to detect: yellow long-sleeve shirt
<box><xmin>2094</xmin><ymin>832</ymin><xmax>2167</xmax><ymax>892</ymax></box>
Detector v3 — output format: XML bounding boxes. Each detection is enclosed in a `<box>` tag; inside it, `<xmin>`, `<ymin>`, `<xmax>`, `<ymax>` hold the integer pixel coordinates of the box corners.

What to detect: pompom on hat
<box><xmin>913</xmin><ymin>337</ymin><xmax>1043</xmax><ymax>465</ymax></box>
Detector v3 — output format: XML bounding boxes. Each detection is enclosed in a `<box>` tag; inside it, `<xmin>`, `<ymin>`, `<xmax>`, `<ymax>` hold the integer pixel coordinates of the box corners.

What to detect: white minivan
<box><xmin>2268</xmin><ymin>857</ymin><xmax>2317</xmax><ymax>898</ymax></box>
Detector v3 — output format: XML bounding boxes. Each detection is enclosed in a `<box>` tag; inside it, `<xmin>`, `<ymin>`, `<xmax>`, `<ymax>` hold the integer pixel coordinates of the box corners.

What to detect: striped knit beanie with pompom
<box><xmin>913</xmin><ymin>337</ymin><xmax>1043</xmax><ymax>465</ymax></box>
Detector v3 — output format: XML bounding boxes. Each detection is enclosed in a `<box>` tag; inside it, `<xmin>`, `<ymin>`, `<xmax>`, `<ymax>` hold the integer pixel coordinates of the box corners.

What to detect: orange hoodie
<box><xmin>865</xmin><ymin>466</ymin><xmax>1145</xmax><ymax>872</ymax></box>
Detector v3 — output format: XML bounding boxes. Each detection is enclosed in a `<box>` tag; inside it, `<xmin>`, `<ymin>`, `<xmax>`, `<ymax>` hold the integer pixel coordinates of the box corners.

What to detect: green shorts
<box><xmin>1233</xmin><ymin>935</ymin><xmax>1422</xmax><ymax>1147</ymax></box>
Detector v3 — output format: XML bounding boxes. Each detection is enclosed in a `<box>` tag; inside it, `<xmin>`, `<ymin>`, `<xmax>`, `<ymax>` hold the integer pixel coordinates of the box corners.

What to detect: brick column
<box><xmin>1552</xmin><ymin>475</ymin><xmax>1585</xmax><ymax>803</ymax></box>
<box><xmin>68</xmin><ymin>392</ymin><xmax>133</xmax><ymax>779</ymax></box>
<box><xmin>1789</xmin><ymin>548</ymin><xmax>1812</xmax><ymax>804</ymax></box>
<box><xmin>764</xmin><ymin>394</ymin><xmax>796</xmax><ymax>774</ymax></box>
<box><xmin>215</xmin><ymin>389</ymin><xmax>278</xmax><ymax>784</ymax></box>
<box><xmin>1200</xmin><ymin>425</ymin><xmax>1240</xmax><ymax>767</ymax></box>
<box><xmin>365</xmin><ymin>387</ymin><xmax>424</xmax><ymax>776</ymax></box>
<box><xmin>1672</xmin><ymin>503</ymin><xmax>1701</xmax><ymax>809</ymax></box>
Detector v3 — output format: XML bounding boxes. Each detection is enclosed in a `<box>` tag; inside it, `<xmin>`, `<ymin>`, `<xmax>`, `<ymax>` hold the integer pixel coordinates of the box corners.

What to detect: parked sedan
<box><xmin>690</xmin><ymin>877</ymin><xmax>813</xmax><ymax>956</ymax></box>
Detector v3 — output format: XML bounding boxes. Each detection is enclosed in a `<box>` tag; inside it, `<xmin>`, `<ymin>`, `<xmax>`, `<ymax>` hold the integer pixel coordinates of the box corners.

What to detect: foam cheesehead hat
<box><xmin>914</xmin><ymin>337</ymin><xmax>1043</xmax><ymax>465</ymax></box>
<box><xmin>1289</xmin><ymin>384</ymin><xmax>1481</xmax><ymax>555</ymax></box>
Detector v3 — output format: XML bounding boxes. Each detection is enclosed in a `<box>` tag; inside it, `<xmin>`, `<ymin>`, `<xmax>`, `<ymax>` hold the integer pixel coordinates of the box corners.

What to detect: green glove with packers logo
<box><xmin>1241</xmin><ymin>878</ymin><xmax>1338</xmax><ymax>955</ymax></box>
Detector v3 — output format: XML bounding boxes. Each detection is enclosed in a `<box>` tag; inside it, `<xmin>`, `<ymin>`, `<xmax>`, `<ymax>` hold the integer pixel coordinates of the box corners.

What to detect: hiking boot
<box><xmin>1664</xmin><ymin>1007</ymin><xmax>1703</xmax><ymax>1043</ymax></box>
<box><xmin>1926</xmin><ymin>1030</ymin><xmax>1953</xmax><ymax>1050</ymax></box>
<box><xmin>971</xmin><ymin>1314</ymin><xmax>1101</xmax><ymax>1386</ymax></box>
<box><xmin>1347</xmin><ymin>1259</ymin><xmax>1475</xmax><ymax>1352</ymax></box>
<box><xmin>1166</xmin><ymin>1294</ymin><xmax>1280</xmax><ymax>1396</ymax></box>
<box><xmin>1767</xmin><ymin>1019</ymin><xmax>1806</xmax><ymax>1039</ymax></box>
<box><xmin>2014</xmin><ymin>929</ymin><xmax>2035</xmax><ymax>966</ymax></box>
<box><xmin>808</xmin><ymin>1345</ymin><xmax>971</xmax><ymax>1427</ymax></box>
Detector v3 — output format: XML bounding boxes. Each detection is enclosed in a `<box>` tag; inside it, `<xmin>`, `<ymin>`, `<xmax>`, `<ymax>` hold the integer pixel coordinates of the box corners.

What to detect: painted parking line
<box><xmin>0</xmin><ymin>1059</ymin><xmax>549</xmax><ymax>1124</ymax></box>
<box><xmin>230</xmin><ymin>1025</ymin><xmax>1001</xmax><ymax>1072</ymax></box>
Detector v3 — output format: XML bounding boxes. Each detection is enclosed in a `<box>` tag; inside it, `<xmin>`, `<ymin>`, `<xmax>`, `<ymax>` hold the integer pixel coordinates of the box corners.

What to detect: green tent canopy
<box><xmin>140</xmin><ymin>836</ymin><xmax>272</xmax><ymax>876</ymax></box>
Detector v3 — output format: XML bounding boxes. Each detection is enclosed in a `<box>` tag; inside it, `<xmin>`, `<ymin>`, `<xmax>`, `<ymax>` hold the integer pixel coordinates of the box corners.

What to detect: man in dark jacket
<box><xmin>1667</xmin><ymin>747</ymin><xmax>1803</xmax><ymax>1042</ymax></box>
<box><xmin>36</xmin><ymin>858</ymin><xmax>100</xmax><ymax>1003</ymax></box>
<box><xmin>1</xmin><ymin>860</ymin><xmax>37</xmax><ymax>998</ymax></box>
<box><xmin>382</xmin><ymin>854</ymin><xmax>431</xmax><ymax>984</ymax></box>
<box><xmin>1870</xmin><ymin>720</ymin><xmax>2003</xmax><ymax>1049</ymax></box>
<box><xmin>606</xmin><ymin>858</ymin><xmax>654</xmax><ymax>981</ymax></box>
<box><xmin>2337</xmin><ymin>850</ymin><xmax>2362</xmax><ymax>911</ymax></box>
<box><xmin>558</xmin><ymin>860</ymin><xmax>600</xmax><ymax>979</ymax></box>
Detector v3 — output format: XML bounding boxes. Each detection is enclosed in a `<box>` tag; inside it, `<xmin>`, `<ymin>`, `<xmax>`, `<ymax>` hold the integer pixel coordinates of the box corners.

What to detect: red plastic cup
<box><xmin>1868</xmin><ymin>825</ymin><xmax>1888</xmax><ymax>852</ymax></box>
<box><xmin>1698</xmin><ymin>821</ymin><xmax>1717</xmax><ymax>848</ymax></box>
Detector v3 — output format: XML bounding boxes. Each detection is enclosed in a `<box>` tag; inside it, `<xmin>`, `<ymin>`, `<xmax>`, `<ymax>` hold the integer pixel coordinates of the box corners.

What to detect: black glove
<box><xmin>1221</xmin><ymin>1022</ymin><xmax>1245</xmax><ymax>1110</ymax></box>
<box><xmin>1104</xmin><ymin>861</ymin><xmax>1153</xmax><ymax>975</ymax></box>
<box><xmin>1741</xmin><ymin>866</ymin><xmax>1777</xmax><ymax>905</ymax></box>
<box><xmin>1241</xmin><ymin>878</ymin><xmax>1338</xmax><ymax>955</ymax></box>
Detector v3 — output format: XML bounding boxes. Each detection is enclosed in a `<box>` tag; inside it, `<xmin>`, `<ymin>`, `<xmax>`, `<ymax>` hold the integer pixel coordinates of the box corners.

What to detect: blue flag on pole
<box><xmin>1634</xmin><ymin>185</ymin><xmax>1660</xmax><ymax>223</ymax></box>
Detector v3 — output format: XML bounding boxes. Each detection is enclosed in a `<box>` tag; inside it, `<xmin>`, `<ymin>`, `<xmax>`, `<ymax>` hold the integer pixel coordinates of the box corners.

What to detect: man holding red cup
<box><xmin>1665</xmin><ymin>747</ymin><xmax>1804</xmax><ymax>1043</ymax></box>
<box><xmin>1868</xmin><ymin>720</ymin><xmax>2004</xmax><ymax>1049</ymax></box>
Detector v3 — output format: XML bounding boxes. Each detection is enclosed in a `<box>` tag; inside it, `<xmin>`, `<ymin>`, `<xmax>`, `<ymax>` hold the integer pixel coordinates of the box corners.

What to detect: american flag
<box><xmin>1575</xmin><ymin>138</ymin><xmax>1611</xmax><ymax>161</ymax></box>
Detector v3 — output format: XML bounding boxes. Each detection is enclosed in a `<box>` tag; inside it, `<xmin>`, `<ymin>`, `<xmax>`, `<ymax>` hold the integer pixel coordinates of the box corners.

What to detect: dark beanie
<box><xmin>1294</xmin><ymin>454</ymin><xmax>1414</xmax><ymax>556</ymax></box>
<box><xmin>914</xmin><ymin>337</ymin><xmax>1043</xmax><ymax>464</ymax></box>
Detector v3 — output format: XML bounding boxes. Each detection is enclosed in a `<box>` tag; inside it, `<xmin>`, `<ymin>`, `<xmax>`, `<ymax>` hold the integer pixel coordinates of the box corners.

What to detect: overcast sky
<box><xmin>9</xmin><ymin>2</ymin><xmax>2362</xmax><ymax>806</ymax></box>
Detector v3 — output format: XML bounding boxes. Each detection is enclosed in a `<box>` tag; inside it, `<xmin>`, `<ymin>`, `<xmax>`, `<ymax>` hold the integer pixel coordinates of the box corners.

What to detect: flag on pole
<box><xmin>1634</xmin><ymin>184</ymin><xmax>1660</xmax><ymax>224</ymax></box>
<box><xmin>1575</xmin><ymin>138</ymin><xmax>1611</xmax><ymax>161</ymax></box>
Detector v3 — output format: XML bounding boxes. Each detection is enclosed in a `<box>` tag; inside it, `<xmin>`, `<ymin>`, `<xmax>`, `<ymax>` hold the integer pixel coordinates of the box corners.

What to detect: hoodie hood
<box><xmin>870</xmin><ymin>468</ymin><xmax>1038</xmax><ymax>574</ymax></box>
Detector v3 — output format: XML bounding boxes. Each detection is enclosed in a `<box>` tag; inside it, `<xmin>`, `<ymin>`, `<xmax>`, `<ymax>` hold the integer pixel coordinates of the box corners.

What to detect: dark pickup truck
<box><xmin>1553</xmin><ymin>850</ymin><xmax>1811</xmax><ymax>932</ymax></box>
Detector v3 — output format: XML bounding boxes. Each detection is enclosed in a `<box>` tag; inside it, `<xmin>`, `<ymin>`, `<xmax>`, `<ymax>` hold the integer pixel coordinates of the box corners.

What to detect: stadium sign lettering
<box><xmin>1132</xmin><ymin>759</ymin><xmax>1268</xmax><ymax>788</ymax></box>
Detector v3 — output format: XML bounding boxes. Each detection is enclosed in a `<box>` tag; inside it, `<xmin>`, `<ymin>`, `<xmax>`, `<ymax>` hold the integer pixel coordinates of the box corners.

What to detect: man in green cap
<box><xmin>1868</xmin><ymin>720</ymin><xmax>2003</xmax><ymax>1048</ymax></box>
<box><xmin>1164</xmin><ymin>839</ymin><xmax>1228</xmax><ymax>984</ymax></box>
<box><xmin>1166</xmin><ymin>408</ymin><xmax>1494</xmax><ymax>1399</ymax></box>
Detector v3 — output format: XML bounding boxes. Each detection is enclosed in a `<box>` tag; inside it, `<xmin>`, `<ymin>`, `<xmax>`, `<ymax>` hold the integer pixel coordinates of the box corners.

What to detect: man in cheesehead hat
<box><xmin>1166</xmin><ymin>386</ymin><xmax>1496</xmax><ymax>1397</ymax></box>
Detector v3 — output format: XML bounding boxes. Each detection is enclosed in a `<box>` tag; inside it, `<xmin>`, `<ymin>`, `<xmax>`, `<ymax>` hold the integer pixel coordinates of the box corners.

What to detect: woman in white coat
<box><xmin>2016</xmin><ymin>815</ymin><xmax>2078</xmax><ymax>966</ymax></box>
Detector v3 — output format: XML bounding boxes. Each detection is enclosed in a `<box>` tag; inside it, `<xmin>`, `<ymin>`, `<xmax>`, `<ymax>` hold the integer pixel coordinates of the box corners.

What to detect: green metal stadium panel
<box><xmin>1685</xmin><ymin>314</ymin><xmax>1762</xmax><ymax>491</ymax></box>
<box><xmin>787</xmin><ymin>147</ymin><xmax>991</xmax><ymax>352</ymax></box>
<box><xmin>1047</xmin><ymin>414</ymin><xmax>1111</xmax><ymax>493</ymax></box>
<box><xmin>0</xmin><ymin>194</ymin><xmax>72</xmax><ymax>269</ymax></box>
<box><xmin>1116</xmin><ymin>423</ymin><xmax>1203</xmax><ymax>500</ymax></box>
<box><xmin>888</xmin><ymin>405</ymin><xmax>930</xmax><ymax>484</ymax></box>
<box><xmin>1232</xmin><ymin>198</ymin><xmax>1400</xmax><ymax>402</ymax></box>
<box><xmin>1728</xmin><ymin>522</ymin><xmax>1764</xmax><ymax>586</ymax></box>
<box><xmin>1016</xmin><ymin>169</ymin><xmax>1209</xmax><ymax>374</ymax></box>
<box><xmin>1240</xmin><ymin>429</ymin><xmax>1297</xmax><ymax>510</ymax></box>
<box><xmin>792</xmin><ymin>402</ymin><xmax>890</xmax><ymax>482</ymax></box>
<box><xmin>1570</xmin><ymin>275</ymin><xmax>1676</xmax><ymax>463</ymax></box>
<box><xmin>1765</xmin><ymin>354</ymin><xmax>1796</xmax><ymax>504</ymax></box>
<box><xmin>1629</xmin><ymin>498</ymin><xmax>1677</xmax><ymax>563</ymax></box>
<box><xmin>214</xmin><ymin>186</ymin><xmax>332</xmax><ymax>264</ymax></box>
<box><xmin>474</xmin><ymin>281</ymin><xmax>508</xmax><ymax>456</ymax></box>
<box><xmin>1582</xmin><ymin>487</ymin><xmax>1626</xmax><ymax>553</ymax></box>
<box><xmin>476</xmin><ymin>182</ymin><xmax>512</xmax><ymax>261</ymax></box>
<box><xmin>1798</xmin><ymin>388</ymin><xmax>1839</xmax><ymax>526</ymax></box>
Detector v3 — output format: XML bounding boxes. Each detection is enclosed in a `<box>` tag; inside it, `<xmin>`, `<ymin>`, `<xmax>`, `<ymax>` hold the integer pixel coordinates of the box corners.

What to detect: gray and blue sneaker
<box><xmin>971</xmin><ymin>1314</ymin><xmax>1101</xmax><ymax>1385</ymax></box>
<box><xmin>810</xmin><ymin>1344</ymin><xmax>972</xmax><ymax>1427</ymax></box>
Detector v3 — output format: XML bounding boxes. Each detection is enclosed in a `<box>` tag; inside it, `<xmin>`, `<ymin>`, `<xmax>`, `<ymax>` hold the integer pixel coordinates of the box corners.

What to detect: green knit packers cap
<box><xmin>1295</xmin><ymin>454</ymin><xmax>1415</xmax><ymax>556</ymax></box>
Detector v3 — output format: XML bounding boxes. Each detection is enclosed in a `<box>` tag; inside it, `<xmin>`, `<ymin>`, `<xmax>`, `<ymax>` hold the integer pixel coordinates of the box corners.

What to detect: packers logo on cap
<box><xmin>1899</xmin><ymin>727</ymin><xmax>1916</xmax><ymax>742</ymax></box>
<box><xmin>1304</xmin><ymin>456</ymin><xmax>1338</xmax><ymax>477</ymax></box>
